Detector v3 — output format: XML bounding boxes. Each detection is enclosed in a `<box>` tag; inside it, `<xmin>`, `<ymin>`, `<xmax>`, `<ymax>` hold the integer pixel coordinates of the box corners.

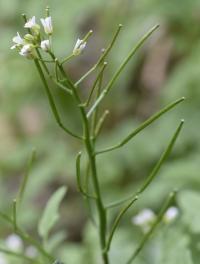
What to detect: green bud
<box><xmin>24</xmin><ymin>34</ymin><xmax>35</xmax><ymax>42</ymax></box>
<box><xmin>32</xmin><ymin>24</ymin><xmax>41</xmax><ymax>36</ymax></box>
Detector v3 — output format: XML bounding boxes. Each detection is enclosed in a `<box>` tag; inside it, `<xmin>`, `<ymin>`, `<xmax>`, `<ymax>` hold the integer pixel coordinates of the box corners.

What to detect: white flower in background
<box><xmin>25</xmin><ymin>246</ymin><xmax>38</xmax><ymax>258</ymax></box>
<box><xmin>40</xmin><ymin>17</ymin><xmax>53</xmax><ymax>35</ymax></box>
<box><xmin>5</xmin><ymin>234</ymin><xmax>23</xmax><ymax>252</ymax></box>
<box><xmin>24</xmin><ymin>16</ymin><xmax>36</xmax><ymax>28</ymax></box>
<box><xmin>73</xmin><ymin>39</ymin><xmax>87</xmax><ymax>56</ymax></box>
<box><xmin>132</xmin><ymin>208</ymin><xmax>156</xmax><ymax>233</ymax></box>
<box><xmin>41</xmin><ymin>40</ymin><xmax>50</xmax><ymax>51</ymax></box>
<box><xmin>164</xmin><ymin>206</ymin><xmax>179</xmax><ymax>223</ymax></box>
<box><xmin>0</xmin><ymin>253</ymin><xmax>8</xmax><ymax>264</ymax></box>
<box><xmin>19</xmin><ymin>44</ymin><xmax>35</xmax><ymax>59</ymax></box>
<box><xmin>11</xmin><ymin>32</ymin><xmax>24</xmax><ymax>50</ymax></box>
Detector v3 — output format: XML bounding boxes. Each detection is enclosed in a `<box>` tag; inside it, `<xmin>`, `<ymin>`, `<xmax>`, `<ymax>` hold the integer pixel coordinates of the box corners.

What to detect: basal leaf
<box><xmin>38</xmin><ymin>186</ymin><xmax>67</xmax><ymax>239</ymax></box>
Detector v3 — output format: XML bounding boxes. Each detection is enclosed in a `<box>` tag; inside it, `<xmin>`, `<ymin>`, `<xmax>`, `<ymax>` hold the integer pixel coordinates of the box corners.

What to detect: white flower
<box><xmin>0</xmin><ymin>253</ymin><xmax>8</xmax><ymax>264</ymax></box>
<box><xmin>25</xmin><ymin>246</ymin><xmax>38</xmax><ymax>258</ymax></box>
<box><xmin>24</xmin><ymin>16</ymin><xmax>36</xmax><ymax>28</ymax></box>
<box><xmin>11</xmin><ymin>32</ymin><xmax>24</xmax><ymax>49</ymax></box>
<box><xmin>19</xmin><ymin>44</ymin><xmax>35</xmax><ymax>59</ymax></box>
<box><xmin>40</xmin><ymin>17</ymin><xmax>53</xmax><ymax>35</ymax></box>
<box><xmin>5</xmin><ymin>234</ymin><xmax>23</xmax><ymax>252</ymax></box>
<box><xmin>164</xmin><ymin>206</ymin><xmax>179</xmax><ymax>223</ymax></box>
<box><xmin>73</xmin><ymin>39</ymin><xmax>87</xmax><ymax>56</ymax></box>
<box><xmin>132</xmin><ymin>209</ymin><xmax>156</xmax><ymax>233</ymax></box>
<box><xmin>40</xmin><ymin>40</ymin><xmax>50</xmax><ymax>51</ymax></box>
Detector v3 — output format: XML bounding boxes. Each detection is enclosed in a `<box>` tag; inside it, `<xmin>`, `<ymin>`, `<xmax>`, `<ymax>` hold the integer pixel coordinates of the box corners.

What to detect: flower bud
<box><xmin>41</xmin><ymin>40</ymin><xmax>50</xmax><ymax>51</ymax></box>
<box><xmin>19</xmin><ymin>44</ymin><xmax>35</xmax><ymax>59</ymax></box>
<box><xmin>5</xmin><ymin>234</ymin><xmax>23</xmax><ymax>252</ymax></box>
<box><xmin>24</xmin><ymin>16</ymin><xmax>40</xmax><ymax>35</ymax></box>
<box><xmin>132</xmin><ymin>208</ymin><xmax>156</xmax><ymax>233</ymax></box>
<box><xmin>24</xmin><ymin>34</ymin><xmax>35</xmax><ymax>43</ymax></box>
<box><xmin>73</xmin><ymin>39</ymin><xmax>87</xmax><ymax>56</ymax></box>
<box><xmin>40</xmin><ymin>17</ymin><xmax>53</xmax><ymax>35</ymax></box>
<box><xmin>163</xmin><ymin>206</ymin><xmax>179</xmax><ymax>223</ymax></box>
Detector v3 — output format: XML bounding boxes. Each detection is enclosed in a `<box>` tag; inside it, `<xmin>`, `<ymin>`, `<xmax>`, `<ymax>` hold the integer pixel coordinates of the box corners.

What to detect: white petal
<box><xmin>24</xmin><ymin>16</ymin><xmax>36</xmax><ymax>28</ymax></box>
<box><xmin>46</xmin><ymin>17</ymin><xmax>52</xmax><ymax>28</ymax></box>
<box><xmin>10</xmin><ymin>44</ymin><xmax>17</xmax><ymax>50</ymax></box>
<box><xmin>40</xmin><ymin>18</ymin><xmax>45</xmax><ymax>27</ymax></box>
<box><xmin>80</xmin><ymin>42</ymin><xmax>86</xmax><ymax>51</ymax></box>
<box><xmin>40</xmin><ymin>17</ymin><xmax>53</xmax><ymax>34</ymax></box>
<box><xmin>32</xmin><ymin>16</ymin><xmax>36</xmax><ymax>24</ymax></box>
<box><xmin>19</xmin><ymin>44</ymin><xmax>34</xmax><ymax>59</ymax></box>
<box><xmin>74</xmin><ymin>39</ymin><xmax>82</xmax><ymax>50</ymax></box>
<box><xmin>73</xmin><ymin>39</ymin><xmax>87</xmax><ymax>55</ymax></box>
<box><xmin>12</xmin><ymin>32</ymin><xmax>23</xmax><ymax>45</ymax></box>
<box><xmin>164</xmin><ymin>206</ymin><xmax>179</xmax><ymax>222</ymax></box>
<box><xmin>132</xmin><ymin>209</ymin><xmax>155</xmax><ymax>225</ymax></box>
<box><xmin>5</xmin><ymin>234</ymin><xmax>23</xmax><ymax>252</ymax></box>
<box><xmin>41</xmin><ymin>40</ymin><xmax>50</xmax><ymax>51</ymax></box>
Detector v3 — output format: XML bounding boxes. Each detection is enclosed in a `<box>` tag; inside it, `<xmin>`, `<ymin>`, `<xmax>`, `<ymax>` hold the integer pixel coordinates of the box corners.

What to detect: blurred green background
<box><xmin>1</xmin><ymin>0</ymin><xmax>200</xmax><ymax>263</ymax></box>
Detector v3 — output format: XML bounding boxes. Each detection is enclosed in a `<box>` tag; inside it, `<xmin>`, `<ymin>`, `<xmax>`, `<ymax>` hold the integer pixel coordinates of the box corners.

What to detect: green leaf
<box><xmin>46</xmin><ymin>231</ymin><xmax>66</xmax><ymax>251</ymax></box>
<box><xmin>38</xmin><ymin>186</ymin><xmax>67</xmax><ymax>239</ymax></box>
<box><xmin>178</xmin><ymin>190</ymin><xmax>200</xmax><ymax>234</ymax></box>
<box><xmin>153</xmin><ymin>227</ymin><xmax>192</xmax><ymax>264</ymax></box>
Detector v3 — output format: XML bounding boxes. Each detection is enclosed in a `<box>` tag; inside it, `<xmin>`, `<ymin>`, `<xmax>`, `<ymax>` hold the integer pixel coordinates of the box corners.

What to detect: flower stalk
<box><xmin>10</xmin><ymin>9</ymin><xmax>185</xmax><ymax>264</ymax></box>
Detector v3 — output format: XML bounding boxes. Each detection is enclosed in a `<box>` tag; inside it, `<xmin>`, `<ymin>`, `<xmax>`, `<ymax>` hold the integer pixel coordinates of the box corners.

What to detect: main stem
<box><xmin>51</xmin><ymin>56</ymin><xmax>109</xmax><ymax>263</ymax></box>
<box><xmin>83</xmin><ymin>116</ymin><xmax>109</xmax><ymax>264</ymax></box>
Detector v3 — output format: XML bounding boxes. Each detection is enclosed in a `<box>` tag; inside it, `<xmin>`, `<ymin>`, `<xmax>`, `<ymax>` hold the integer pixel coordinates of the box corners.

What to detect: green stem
<box><xmin>12</xmin><ymin>199</ymin><xmax>17</xmax><ymax>232</ymax></box>
<box><xmin>105</xmin><ymin>196</ymin><xmax>138</xmax><ymax>252</ymax></box>
<box><xmin>0</xmin><ymin>248</ymin><xmax>37</xmax><ymax>263</ymax></box>
<box><xmin>104</xmin><ymin>120</ymin><xmax>183</xmax><ymax>251</ymax></box>
<box><xmin>17</xmin><ymin>149</ymin><xmax>36</xmax><ymax>209</ymax></box>
<box><xmin>91</xmin><ymin>61</ymin><xmax>106</xmax><ymax>140</ymax></box>
<box><xmin>61</xmin><ymin>54</ymin><xmax>74</xmax><ymax>65</ymax></box>
<box><xmin>94</xmin><ymin>110</ymin><xmax>110</xmax><ymax>138</ymax></box>
<box><xmin>16</xmin><ymin>227</ymin><xmax>54</xmax><ymax>262</ymax></box>
<box><xmin>85</xmin><ymin>62</ymin><xmax>108</xmax><ymax>107</ymax></box>
<box><xmin>105</xmin><ymin>119</ymin><xmax>184</xmax><ymax>209</ymax></box>
<box><xmin>48</xmin><ymin>54</ymin><xmax>109</xmax><ymax>263</ymax></box>
<box><xmin>87</xmin><ymin>24</ymin><xmax>159</xmax><ymax>118</ymax></box>
<box><xmin>0</xmin><ymin>211</ymin><xmax>13</xmax><ymax>224</ymax></box>
<box><xmin>0</xmin><ymin>211</ymin><xmax>53</xmax><ymax>261</ymax></box>
<box><xmin>126</xmin><ymin>191</ymin><xmax>177</xmax><ymax>264</ymax></box>
<box><xmin>96</xmin><ymin>97</ymin><xmax>185</xmax><ymax>155</ymax></box>
<box><xmin>34</xmin><ymin>59</ymin><xmax>82</xmax><ymax>140</ymax></box>
<box><xmin>76</xmin><ymin>152</ymin><xmax>97</xmax><ymax>199</ymax></box>
<box><xmin>75</xmin><ymin>24</ymin><xmax>122</xmax><ymax>87</ymax></box>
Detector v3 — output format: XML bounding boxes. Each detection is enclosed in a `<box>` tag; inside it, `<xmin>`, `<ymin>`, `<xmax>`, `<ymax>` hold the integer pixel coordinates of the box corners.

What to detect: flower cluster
<box><xmin>11</xmin><ymin>14</ymin><xmax>87</xmax><ymax>60</ymax></box>
<box><xmin>132</xmin><ymin>206</ymin><xmax>179</xmax><ymax>233</ymax></box>
<box><xmin>11</xmin><ymin>16</ymin><xmax>53</xmax><ymax>59</ymax></box>
<box><xmin>0</xmin><ymin>234</ymin><xmax>37</xmax><ymax>264</ymax></box>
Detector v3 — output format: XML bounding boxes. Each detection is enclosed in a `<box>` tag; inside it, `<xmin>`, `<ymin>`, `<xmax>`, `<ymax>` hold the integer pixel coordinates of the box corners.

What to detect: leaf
<box><xmin>178</xmin><ymin>190</ymin><xmax>200</xmax><ymax>233</ymax></box>
<box><xmin>38</xmin><ymin>186</ymin><xmax>67</xmax><ymax>239</ymax></box>
<box><xmin>46</xmin><ymin>231</ymin><xmax>66</xmax><ymax>251</ymax></box>
<box><xmin>153</xmin><ymin>227</ymin><xmax>192</xmax><ymax>264</ymax></box>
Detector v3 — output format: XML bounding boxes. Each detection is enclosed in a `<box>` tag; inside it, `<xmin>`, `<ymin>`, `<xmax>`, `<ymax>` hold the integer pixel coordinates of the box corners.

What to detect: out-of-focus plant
<box><xmin>0</xmin><ymin>6</ymin><xmax>186</xmax><ymax>264</ymax></box>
